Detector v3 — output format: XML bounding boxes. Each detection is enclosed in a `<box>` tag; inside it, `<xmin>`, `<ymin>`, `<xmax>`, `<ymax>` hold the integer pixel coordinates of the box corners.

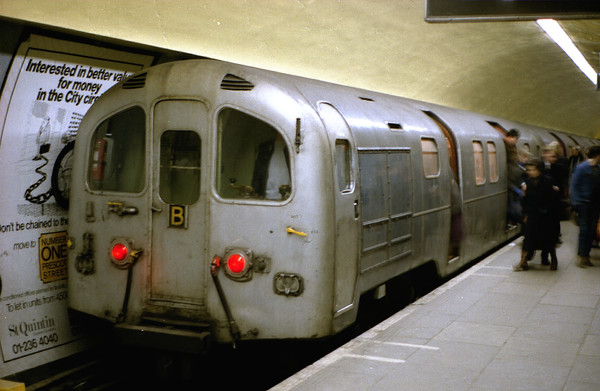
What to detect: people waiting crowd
<box><xmin>512</xmin><ymin>142</ymin><xmax>600</xmax><ymax>271</ymax></box>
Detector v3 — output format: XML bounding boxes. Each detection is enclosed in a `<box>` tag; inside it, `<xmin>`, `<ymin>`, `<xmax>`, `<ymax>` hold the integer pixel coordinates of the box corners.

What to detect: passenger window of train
<box><xmin>88</xmin><ymin>106</ymin><xmax>145</xmax><ymax>193</ymax></box>
<box><xmin>473</xmin><ymin>141</ymin><xmax>485</xmax><ymax>185</ymax></box>
<box><xmin>421</xmin><ymin>138</ymin><xmax>439</xmax><ymax>178</ymax></box>
<box><xmin>159</xmin><ymin>131</ymin><xmax>201</xmax><ymax>205</ymax></box>
<box><xmin>336</xmin><ymin>139</ymin><xmax>352</xmax><ymax>192</ymax></box>
<box><xmin>487</xmin><ymin>142</ymin><xmax>498</xmax><ymax>183</ymax></box>
<box><xmin>217</xmin><ymin>108</ymin><xmax>291</xmax><ymax>201</ymax></box>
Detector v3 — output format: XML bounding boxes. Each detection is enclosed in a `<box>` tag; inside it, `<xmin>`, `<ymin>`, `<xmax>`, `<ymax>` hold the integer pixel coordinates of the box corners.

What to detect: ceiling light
<box><xmin>537</xmin><ymin>19</ymin><xmax>597</xmax><ymax>86</ymax></box>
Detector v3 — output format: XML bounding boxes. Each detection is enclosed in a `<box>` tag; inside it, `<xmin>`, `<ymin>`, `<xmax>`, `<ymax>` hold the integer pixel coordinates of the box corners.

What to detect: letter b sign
<box><xmin>169</xmin><ymin>205</ymin><xmax>187</xmax><ymax>228</ymax></box>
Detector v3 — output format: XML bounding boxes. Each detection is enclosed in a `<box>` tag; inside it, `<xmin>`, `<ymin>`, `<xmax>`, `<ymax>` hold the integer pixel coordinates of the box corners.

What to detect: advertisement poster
<box><xmin>0</xmin><ymin>35</ymin><xmax>153</xmax><ymax>375</ymax></box>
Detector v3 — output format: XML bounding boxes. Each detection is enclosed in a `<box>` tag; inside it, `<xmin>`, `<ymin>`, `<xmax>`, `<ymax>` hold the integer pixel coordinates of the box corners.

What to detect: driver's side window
<box><xmin>217</xmin><ymin>108</ymin><xmax>291</xmax><ymax>201</ymax></box>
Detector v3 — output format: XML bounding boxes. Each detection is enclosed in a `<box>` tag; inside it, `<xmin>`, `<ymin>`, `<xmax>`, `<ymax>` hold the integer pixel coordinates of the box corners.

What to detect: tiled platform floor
<box><xmin>271</xmin><ymin>221</ymin><xmax>600</xmax><ymax>391</ymax></box>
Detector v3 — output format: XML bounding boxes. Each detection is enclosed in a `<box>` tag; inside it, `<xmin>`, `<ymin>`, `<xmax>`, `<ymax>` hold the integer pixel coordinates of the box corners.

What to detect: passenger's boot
<box><xmin>541</xmin><ymin>251</ymin><xmax>550</xmax><ymax>265</ymax></box>
<box><xmin>550</xmin><ymin>249</ymin><xmax>557</xmax><ymax>271</ymax></box>
<box><xmin>577</xmin><ymin>256</ymin><xmax>589</xmax><ymax>268</ymax></box>
<box><xmin>514</xmin><ymin>251</ymin><xmax>529</xmax><ymax>271</ymax></box>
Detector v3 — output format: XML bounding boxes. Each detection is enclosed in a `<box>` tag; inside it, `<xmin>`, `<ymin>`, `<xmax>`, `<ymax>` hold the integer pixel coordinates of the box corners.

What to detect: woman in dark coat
<box><xmin>514</xmin><ymin>158</ymin><xmax>560</xmax><ymax>271</ymax></box>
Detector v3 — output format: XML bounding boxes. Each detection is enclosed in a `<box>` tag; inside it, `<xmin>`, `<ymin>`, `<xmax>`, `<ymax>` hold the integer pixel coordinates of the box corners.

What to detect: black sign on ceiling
<box><xmin>425</xmin><ymin>0</ymin><xmax>600</xmax><ymax>22</ymax></box>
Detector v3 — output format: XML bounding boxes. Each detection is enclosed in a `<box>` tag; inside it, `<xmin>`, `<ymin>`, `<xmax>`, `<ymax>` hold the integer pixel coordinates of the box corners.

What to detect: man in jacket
<box><xmin>570</xmin><ymin>145</ymin><xmax>600</xmax><ymax>267</ymax></box>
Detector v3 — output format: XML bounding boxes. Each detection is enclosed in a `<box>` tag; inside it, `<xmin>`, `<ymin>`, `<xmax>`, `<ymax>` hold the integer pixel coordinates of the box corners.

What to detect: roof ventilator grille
<box><xmin>121</xmin><ymin>73</ymin><xmax>147</xmax><ymax>89</ymax></box>
<box><xmin>221</xmin><ymin>74</ymin><xmax>255</xmax><ymax>91</ymax></box>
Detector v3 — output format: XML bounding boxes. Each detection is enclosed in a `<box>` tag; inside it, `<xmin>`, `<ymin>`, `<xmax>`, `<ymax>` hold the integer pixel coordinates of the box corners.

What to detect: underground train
<box><xmin>67</xmin><ymin>59</ymin><xmax>597</xmax><ymax>352</ymax></box>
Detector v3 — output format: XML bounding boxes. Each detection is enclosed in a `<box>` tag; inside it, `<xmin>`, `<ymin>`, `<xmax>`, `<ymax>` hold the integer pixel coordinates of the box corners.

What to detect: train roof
<box><xmin>104</xmin><ymin>59</ymin><xmax>597</xmax><ymax>150</ymax></box>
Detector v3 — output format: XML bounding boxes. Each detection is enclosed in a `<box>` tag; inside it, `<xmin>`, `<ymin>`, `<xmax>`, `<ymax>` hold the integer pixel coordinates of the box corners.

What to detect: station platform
<box><xmin>271</xmin><ymin>221</ymin><xmax>600</xmax><ymax>391</ymax></box>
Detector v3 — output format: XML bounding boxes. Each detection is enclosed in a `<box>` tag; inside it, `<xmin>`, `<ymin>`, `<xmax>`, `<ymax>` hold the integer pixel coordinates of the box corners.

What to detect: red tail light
<box><xmin>226</xmin><ymin>253</ymin><xmax>246</xmax><ymax>274</ymax></box>
<box><xmin>223</xmin><ymin>249</ymin><xmax>252</xmax><ymax>281</ymax></box>
<box><xmin>109</xmin><ymin>239</ymin><xmax>142</xmax><ymax>269</ymax></box>
<box><xmin>112</xmin><ymin>243</ymin><xmax>128</xmax><ymax>261</ymax></box>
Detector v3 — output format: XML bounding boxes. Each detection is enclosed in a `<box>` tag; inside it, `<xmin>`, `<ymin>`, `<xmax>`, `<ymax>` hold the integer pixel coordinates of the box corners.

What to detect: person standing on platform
<box><xmin>568</xmin><ymin>146</ymin><xmax>584</xmax><ymax>180</ymax></box>
<box><xmin>567</xmin><ymin>145</ymin><xmax>585</xmax><ymax>219</ymax></box>
<box><xmin>570</xmin><ymin>145</ymin><xmax>600</xmax><ymax>268</ymax></box>
<box><xmin>504</xmin><ymin>129</ymin><xmax>523</xmax><ymax>229</ymax></box>
<box><xmin>541</xmin><ymin>143</ymin><xmax>569</xmax><ymax>250</ymax></box>
<box><xmin>514</xmin><ymin>158</ymin><xmax>560</xmax><ymax>271</ymax></box>
<box><xmin>543</xmin><ymin>142</ymin><xmax>569</xmax><ymax>199</ymax></box>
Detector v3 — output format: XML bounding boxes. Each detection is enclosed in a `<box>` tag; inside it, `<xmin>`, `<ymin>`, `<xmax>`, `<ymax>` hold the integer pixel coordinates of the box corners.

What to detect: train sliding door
<box><xmin>318</xmin><ymin>103</ymin><xmax>360</xmax><ymax>317</ymax></box>
<box><xmin>423</xmin><ymin>111</ymin><xmax>461</xmax><ymax>261</ymax></box>
<box><xmin>150</xmin><ymin>100</ymin><xmax>209</xmax><ymax>308</ymax></box>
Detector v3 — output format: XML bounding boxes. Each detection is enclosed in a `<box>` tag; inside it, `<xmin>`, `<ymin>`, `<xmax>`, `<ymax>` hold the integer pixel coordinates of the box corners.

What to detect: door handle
<box><xmin>286</xmin><ymin>227</ymin><xmax>307</xmax><ymax>237</ymax></box>
<box><xmin>107</xmin><ymin>202</ymin><xmax>139</xmax><ymax>216</ymax></box>
<box><xmin>354</xmin><ymin>200</ymin><xmax>359</xmax><ymax>219</ymax></box>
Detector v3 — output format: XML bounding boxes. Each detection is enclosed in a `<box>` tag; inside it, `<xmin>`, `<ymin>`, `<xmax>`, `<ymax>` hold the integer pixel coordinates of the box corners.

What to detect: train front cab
<box><xmin>68</xmin><ymin>63</ymin><xmax>339</xmax><ymax>351</ymax></box>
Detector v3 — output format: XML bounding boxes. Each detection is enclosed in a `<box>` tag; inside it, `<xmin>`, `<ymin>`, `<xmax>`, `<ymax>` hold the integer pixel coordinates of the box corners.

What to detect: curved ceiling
<box><xmin>1</xmin><ymin>0</ymin><xmax>599</xmax><ymax>138</ymax></box>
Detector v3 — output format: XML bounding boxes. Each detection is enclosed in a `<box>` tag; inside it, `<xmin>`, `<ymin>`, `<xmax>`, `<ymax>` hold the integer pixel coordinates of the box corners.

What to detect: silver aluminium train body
<box><xmin>67</xmin><ymin>59</ymin><xmax>596</xmax><ymax>352</ymax></box>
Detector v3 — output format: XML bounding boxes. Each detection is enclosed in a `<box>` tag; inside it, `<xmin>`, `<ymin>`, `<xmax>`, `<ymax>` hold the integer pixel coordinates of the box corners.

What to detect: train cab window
<box><xmin>523</xmin><ymin>143</ymin><xmax>531</xmax><ymax>152</ymax></box>
<box><xmin>421</xmin><ymin>138</ymin><xmax>439</xmax><ymax>178</ymax></box>
<box><xmin>88</xmin><ymin>106</ymin><xmax>145</xmax><ymax>193</ymax></box>
<box><xmin>487</xmin><ymin>142</ymin><xmax>498</xmax><ymax>183</ymax></box>
<box><xmin>473</xmin><ymin>141</ymin><xmax>485</xmax><ymax>185</ymax></box>
<box><xmin>159</xmin><ymin>131</ymin><xmax>201</xmax><ymax>205</ymax></box>
<box><xmin>336</xmin><ymin>139</ymin><xmax>352</xmax><ymax>192</ymax></box>
<box><xmin>217</xmin><ymin>108</ymin><xmax>291</xmax><ymax>201</ymax></box>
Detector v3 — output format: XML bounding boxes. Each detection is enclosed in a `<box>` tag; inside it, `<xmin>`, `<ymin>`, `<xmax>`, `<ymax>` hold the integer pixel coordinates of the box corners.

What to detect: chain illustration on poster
<box><xmin>22</xmin><ymin>57</ymin><xmax>133</xmax><ymax>209</ymax></box>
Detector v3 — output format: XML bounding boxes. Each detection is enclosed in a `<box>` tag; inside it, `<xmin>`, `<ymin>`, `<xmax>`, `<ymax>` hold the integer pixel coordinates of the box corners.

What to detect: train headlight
<box><xmin>223</xmin><ymin>248</ymin><xmax>252</xmax><ymax>281</ymax></box>
<box><xmin>110</xmin><ymin>239</ymin><xmax>142</xmax><ymax>269</ymax></box>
